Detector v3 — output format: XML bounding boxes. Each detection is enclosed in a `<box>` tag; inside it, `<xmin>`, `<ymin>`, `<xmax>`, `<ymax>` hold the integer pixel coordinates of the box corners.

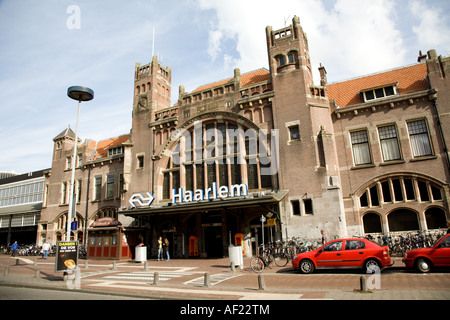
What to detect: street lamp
<box><xmin>66</xmin><ymin>86</ymin><xmax>94</xmax><ymax>241</ymax></box>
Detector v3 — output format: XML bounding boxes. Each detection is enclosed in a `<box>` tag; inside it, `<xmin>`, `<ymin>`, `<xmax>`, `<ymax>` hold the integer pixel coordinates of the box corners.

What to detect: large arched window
<box><xmin>358</xmin><ymin>175</ymin><xmax>444</xmax><ymax>208</ymax></box>
<box><xmin>160</xmin><ymin>119</ymin><xmax>276</xmax><ymax>200</ymax></box>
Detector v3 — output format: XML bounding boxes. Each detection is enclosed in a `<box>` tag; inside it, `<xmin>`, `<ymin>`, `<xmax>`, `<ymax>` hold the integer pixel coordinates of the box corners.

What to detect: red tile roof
<box><xmin>327</xmin><ymin>63</ymin><xmax>429</xmax><ymax>108</ymax></box>
<box><xmin>91</xmin><ymin>134</ymin><xmax>130</xmax><ymax>160</ymax></box>
<box><xmin>193</xmin><ymin>68</ymin><xmax>270</xmax><ymax>92</ymax></box>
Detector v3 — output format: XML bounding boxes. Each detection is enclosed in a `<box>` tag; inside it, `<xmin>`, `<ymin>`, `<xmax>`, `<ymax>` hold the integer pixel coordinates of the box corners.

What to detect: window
<box><xmin>323</xmin><ymin>241</ymin><xmax>343</xmax><ymax>251</ymax></box>
<box><xmin>108</xmin><ymin>147</ymin><xmax>123</xmax><ymax>156</ymax></box>
<box><xmin>106</xmin><ymin>174</ymin><xmax>114</xmax><ymax>199</ymax></box>
<box><xmin>66</xmin><ymin>156</ymin><xmax>72</xmax><ymax>170</ymax></box>
<box><xmin>278</xmin><ymin>55</ymin><xmax>286</xmax><ymax>67</ymax></box>
<box><xmin>288</xmin><ymin>53</ymin><xmax>295</xmax><ymax>63</ymax></box>
<box><xmin>292</xmin><ymin>200</ymin><xmax>300</xmax><ymax>215</ymax></box>
<box><xmin>407</xmin><ymin>119</ymin><xmax>432</xmax><ymax>157</ymax></box>
<box><xmin>61</xmin><ymin>182</ymin><xmax>68</xmax><ymax>204</ymax></box>
<box><xmin>345</xmin><ymin>240</ymin><xmax>365</xmax><ymax>250</ymax></box>
<box><xmin>0</xmin><ymin>180</ymin><xmax>44</xmax><ymax>207</ymax></box>
<box><xmin>289</xmin><ymin>126</ymin><xmax>300</xmax><ymax>141</ymax></box>
<box><xmin>350</xmin><ymin>130</ymin><xmax>371</xmax><ymax>165</ymax></box>
<box><xmin>359</xmin><ymin>176</ymin><xmax>444</xmax><ymax>209</ymax></box>
<box><xmin>378</xmin><ymin>125</ymin><xmax>401</xmax><ymax>161</ymax></box>
<box><xmin>119</xmin><ymin>174</ymin><xmax>124</xmax><ymax>195</ymax></box>
<box><xmin>303</xmin><ymin>199</ymin><xmax>313</xmax><ymax>215</ymax></box>
<box><xmin>76</xmin><ymin>179</ymin><xmax>82</xmax><ymax>202</ymax></box>
<box><xmin>137</xmin><ymin>155</ymin><xmax>144</xmax><ymax>168</ymax></box>
<box><xmin>362</xmin><ymin>85</ymin><xmax>397</xmax><ymax>102</ymax></box>
<box><xmin>77</xmin><ymin>154</ymin><xmax>82</xmax><ymax>167</ymax></box>
<box><xmin>94</xmin><ymin>176</ymin><xmax>102</xmax><ymax>200</ymax></box>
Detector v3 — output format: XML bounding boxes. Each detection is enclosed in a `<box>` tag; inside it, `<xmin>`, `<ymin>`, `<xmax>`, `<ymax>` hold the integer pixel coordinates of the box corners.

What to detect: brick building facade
<box><xmin>38</xmin><ymin>16</ymin><xmax>449</xmax><ymax>259</ymax></box>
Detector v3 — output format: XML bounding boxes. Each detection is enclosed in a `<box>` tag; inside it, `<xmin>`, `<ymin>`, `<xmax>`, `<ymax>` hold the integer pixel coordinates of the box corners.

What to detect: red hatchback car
<box><xmin>291</xmin><ymin>238</ymin><xmax>392</xmax><ymax>274</ymax></box>
<box><xmin>402</xmin><ymin>234</ymin><xmax>450</xmax><ymax>273</ymax></box>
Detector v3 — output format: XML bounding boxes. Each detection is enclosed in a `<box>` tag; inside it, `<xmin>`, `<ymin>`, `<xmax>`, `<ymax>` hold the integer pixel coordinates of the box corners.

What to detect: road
<box><xmin>0</xmin><ymin>285</ymin><xmax>149</xmax><ymax>300</ymax></box>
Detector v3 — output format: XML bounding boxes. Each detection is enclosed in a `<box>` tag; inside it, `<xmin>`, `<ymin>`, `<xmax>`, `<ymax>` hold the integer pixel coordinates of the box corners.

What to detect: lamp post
<box><xmin>66</xmin><ymin>86</ymin><xmax>94</xmax><ymax>241</ymax></box>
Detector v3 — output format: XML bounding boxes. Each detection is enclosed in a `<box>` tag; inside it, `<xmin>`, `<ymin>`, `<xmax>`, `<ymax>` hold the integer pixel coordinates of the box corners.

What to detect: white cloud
<box><xmin>411</xmin><ymin>0</ymin><xmax>450</xmax><ymax>54</ymax></box>
<box><xmin>196</xmin><ymin>0</ymin><xmax>408</xmax><ymax>83</ymax></box>
<box><xmin>1</xmin><ymin>0</ymin><xmax>449</xmax><ymax>173</ymax></box>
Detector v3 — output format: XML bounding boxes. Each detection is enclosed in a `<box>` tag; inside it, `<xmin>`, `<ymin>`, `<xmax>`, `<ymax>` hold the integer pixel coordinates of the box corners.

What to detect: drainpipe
<box><xmin>430</xmin><ymin>89</ymin><xmax>450</xmax><ymax>175</ymax></box>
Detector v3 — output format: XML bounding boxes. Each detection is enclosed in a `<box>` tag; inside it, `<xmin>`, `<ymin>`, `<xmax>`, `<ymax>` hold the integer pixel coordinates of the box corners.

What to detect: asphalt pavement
<box><xmin>0</xmin><ymin>253</ymin><xmax>449</xmax><ymax>302</ymax></box>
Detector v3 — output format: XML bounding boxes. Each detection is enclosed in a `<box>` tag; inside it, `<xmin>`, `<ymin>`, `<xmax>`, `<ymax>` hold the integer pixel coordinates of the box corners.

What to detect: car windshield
<box><xmin>436</xmin><ymin>235</ymin><xmax>450</xmax><ymax>247</ymax></box>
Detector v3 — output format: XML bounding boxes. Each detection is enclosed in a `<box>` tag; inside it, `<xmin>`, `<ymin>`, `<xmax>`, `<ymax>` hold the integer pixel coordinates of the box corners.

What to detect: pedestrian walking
<box><xmin>42</xmin><ymin>240</ymin><xmax>51</xmax><ymax>259</ymax></box>
<box><xmin>164</xmin><ymin>238</ymin><xmax>170</xmax><ymax>260</ymax></box>
<box><xmin>10</xmin><ymin>241</ymin><xmax>18</xmax><ymax>257</ymax></box>
<box><xmin>157</xmin><ymin>236</ymin><xmax>163</xmax><ymax>261</ymax></box>
<box><xmin>321</xmin><ymin>230</ymin><xmax>328</xmax><ymax>245</ymax></box>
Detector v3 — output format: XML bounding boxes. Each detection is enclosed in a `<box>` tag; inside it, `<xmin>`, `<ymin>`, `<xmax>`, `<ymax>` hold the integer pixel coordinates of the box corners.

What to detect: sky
<box><xmin>0</xmin><ymin>0</ymin><xmax>449</xmax><ymax>174</ymax></box>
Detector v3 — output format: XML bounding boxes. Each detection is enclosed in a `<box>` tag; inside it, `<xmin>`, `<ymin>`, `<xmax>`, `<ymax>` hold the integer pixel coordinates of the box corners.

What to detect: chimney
<box><xmin>417</xmin><ymin>51</ymin><xmax>427</xmax><ymax>63</ymax></box>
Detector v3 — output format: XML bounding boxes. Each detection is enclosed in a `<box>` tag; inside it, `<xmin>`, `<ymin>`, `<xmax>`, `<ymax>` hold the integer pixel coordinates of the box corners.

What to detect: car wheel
<box><xmin>299</xmin><ymin>259</ymin><xmax>315</xmax><ymax>274</ymax></box>
<box><xmin>416</xmin><ymin>258</ymin><xmax>431</xmax><ymax>273</ymax></box>
<box><xmin>364</xmin><ymin>259</ymin><xmax>380</xmax><ymax>274</ymax></box>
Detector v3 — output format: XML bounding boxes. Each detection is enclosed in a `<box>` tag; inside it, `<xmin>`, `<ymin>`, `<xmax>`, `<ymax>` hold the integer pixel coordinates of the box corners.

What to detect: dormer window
<box><xmin>108</xmin><ymin>146</ymin><xmax>123</xmax><ymax>157</ymax></box>
<box><xmin>361</xmin><ymin>83</ymin><xmax>398</xmax><ymax>102</ymax></box>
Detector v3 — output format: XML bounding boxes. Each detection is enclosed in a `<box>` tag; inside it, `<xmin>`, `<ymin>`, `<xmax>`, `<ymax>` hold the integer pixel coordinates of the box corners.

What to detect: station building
<box><xmin>38</xmin><ymin>16</ymin><xmax>450</xmax><ymax>259</ymax></box>
<box><xmin>0</xmin><ymin>170</ymin><xmax>46</xmax><ymax>246</ymax></box>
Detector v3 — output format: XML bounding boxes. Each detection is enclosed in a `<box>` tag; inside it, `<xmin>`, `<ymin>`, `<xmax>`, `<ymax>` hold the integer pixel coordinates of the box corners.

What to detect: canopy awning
<box><xmin>121</xmin><ymin>190</ymin><xmax>289</xmax><ymax>217</ymax></box>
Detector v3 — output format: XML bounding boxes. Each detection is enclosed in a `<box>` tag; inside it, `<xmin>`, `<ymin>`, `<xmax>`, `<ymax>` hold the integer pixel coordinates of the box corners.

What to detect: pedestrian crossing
<box><xmin>103</xmin><ymin>271</ymin><xmax>196</xmax><ymax>282</ymax></box>
<box><xmin>92</xmin><ymin>270</ymin><xmax>242</xmax><ymax>287</ymax></box>
<box><xmin>184</xmin><ymin>273</ymin><xmax>242</xmax><ymax>286</ymax></box>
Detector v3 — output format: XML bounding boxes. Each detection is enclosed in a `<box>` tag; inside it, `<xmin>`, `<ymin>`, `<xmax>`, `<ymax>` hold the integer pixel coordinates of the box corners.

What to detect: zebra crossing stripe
<box><xmin>183</xmin><ymin>273</ymin><xmax>242</xmax><ymax>286</ymax></box>
<box><xmin>103</xmin><ymin>271</ymin><xmax>195</xmax><ymax>282</ymax></box>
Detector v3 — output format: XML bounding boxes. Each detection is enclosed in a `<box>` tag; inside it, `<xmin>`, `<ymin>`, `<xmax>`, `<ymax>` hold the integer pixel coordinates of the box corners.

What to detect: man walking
<box><xmin>42</xmin><ymin>240</ymin><xmax>51</xmax><ymax>259</ymax></box>
<box><xmin>10</xmin><ymin>241</ymin><xmax>18</xmax><ymax>257</ymax></box>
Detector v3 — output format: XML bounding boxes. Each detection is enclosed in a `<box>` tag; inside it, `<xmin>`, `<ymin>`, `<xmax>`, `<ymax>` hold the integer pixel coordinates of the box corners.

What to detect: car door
<box><xmin>341</xmin><ymin>240</ymin><xmax>367</xmax><ymax>267</ymax></box>
<box><xmin>428</xmin><ymin>235</ymin><xmax>450</xmax><ymax>266</ymax></box>
<box><xmin>315</xmin><ymin>240</ymin><xmax>344</xmax><ymax>268</ymax></box>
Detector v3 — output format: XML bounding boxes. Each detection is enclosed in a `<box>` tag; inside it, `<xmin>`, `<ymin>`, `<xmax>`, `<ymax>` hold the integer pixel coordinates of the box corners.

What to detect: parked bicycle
<box><xmin>250</xmin><ymin>245</ymin><xmax>275</xmax><ymax>273</ymax></box>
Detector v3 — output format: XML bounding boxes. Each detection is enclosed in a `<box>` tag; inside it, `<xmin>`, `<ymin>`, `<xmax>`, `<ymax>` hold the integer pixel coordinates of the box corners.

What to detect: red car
<box><xmin>402</xmin><ymin>234</ymin><xmax>450</xmax><ymax>273</ymax></box>
<box><xmin>291</xmin><ymin>238</ymin><xmax>392</xmax><ymax>274</ymax></box>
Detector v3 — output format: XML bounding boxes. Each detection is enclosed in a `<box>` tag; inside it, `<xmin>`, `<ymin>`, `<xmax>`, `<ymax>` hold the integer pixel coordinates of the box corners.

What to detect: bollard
<box><xmin>112</xmin><ymin>261</ymin><xmax>117</xmax><ymax>271</ymax></box>
<box><xmin>34</xmin><ymin>259</ymin><xmax>37</xmax><ymax>266</ymax></box>
<box><xmin>15</xmin><ymin>259</ymin><xmax>20</xmax><ymax>265</ymax></box>
<box><xmin>152</xmin><ymin>272</ymin><xmax>160</xmax><ymax>285</ymax></box>
<box><xmin>34</xmin><ymin>268</ymin><xmax>40</xmax><ymax>279</ymax></box>
<box><xmin>84</xmin><ymin>260</ymin><xmax>88</xmax><ymax>269</ymax></box>
<box><xmin>360</xmin><ymin>276</ymin><xmax>367</xmax><ymax>292</ymax></box>
<box><xmin>144</xmin><ymin>260</ymin><xmax>148</xmax><ymax>271</ymax></box>
<box><xmin>4</xmin><ymin>265</ymin><xmax>9</xmax><ymax>276</ymax></box>
<box><xmin>258</xmin><ymin>274</ymin><xmax>266</xmax><ymax>291</ymax></box>
<box><xmin>203</xmin><ymin>272</ymin><xmax>211</xmax><ymax>288</ymax></box>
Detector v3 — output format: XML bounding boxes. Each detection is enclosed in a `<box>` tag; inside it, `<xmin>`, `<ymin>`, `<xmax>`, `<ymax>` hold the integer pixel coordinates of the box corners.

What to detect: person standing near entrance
<box><xmin>157</xmin><ymin>236</ymin><xmax>163</xmax><ymax>261</ymax></box>
<box><xmin>10</xmin><ymin>241</ymin><xmax>18</xmax><ymax>257</ymax></box>
<box><xmin>42</xmin><ymin>240</ymin><xmax>51</xmax><ymax>259</ymax></box>
<box><xmin>321</xmin><ymin>230</ymin><xmax>328</xmax><ymax>245</ymax></box>
<box><xmin>164</xmin><ymin>238</ymin><xmax>170</xmax><ymax>260</ymax></box>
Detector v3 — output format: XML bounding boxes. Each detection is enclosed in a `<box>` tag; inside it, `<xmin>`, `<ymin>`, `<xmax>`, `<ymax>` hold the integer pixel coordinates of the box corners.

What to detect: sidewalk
<box><xmin>0</xmin><ymin>254</ymin><xmax>449</xmax><ymax>300</ymax></box>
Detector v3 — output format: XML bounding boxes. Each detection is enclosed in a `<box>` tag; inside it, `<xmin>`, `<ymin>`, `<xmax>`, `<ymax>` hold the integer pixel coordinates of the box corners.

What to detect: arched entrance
<box><xmin>362</xmin><ymin>212</ymin><xmax>382</xmax><ymax>233</ymax></box>
<box><xmin>425</xmin><ymin>207</ymin><xmax>447</xmax><ymax>229</ymax></box>
<box><xmin>388</xmin><ymin>209</ymin><xmax>419</xmax><ymax>232</ymax></box>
